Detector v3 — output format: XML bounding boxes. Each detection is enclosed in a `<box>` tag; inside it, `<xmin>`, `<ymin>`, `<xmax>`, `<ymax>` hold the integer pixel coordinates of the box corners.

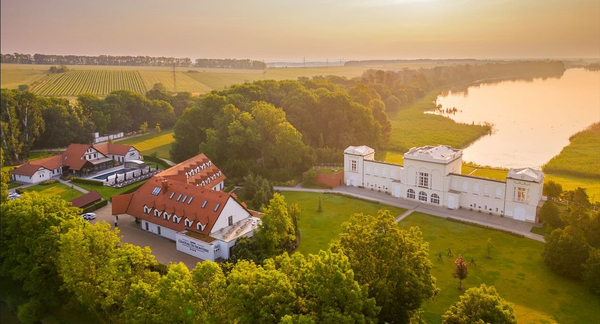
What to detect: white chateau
<box><xmin>344</xmin><ymin>145</ymin><xmax>544</xmax><ymax>222</ymax></box>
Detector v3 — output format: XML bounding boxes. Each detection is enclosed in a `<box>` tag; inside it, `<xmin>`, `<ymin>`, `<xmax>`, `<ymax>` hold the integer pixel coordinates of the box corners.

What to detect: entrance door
<box><xmin>514</xmin><ymin>207</ymin><xmax>526</xmax><ymax>221</ymax></box>
<box><xmin>351</xmin><ymin>178</ymin><xmax>356</xmax><ymax>186</ymax></box>
<box><xmin>394</xmin><ymin>185</ymin><xmax>401</xmax><ymax>198</ymax></box>
<box><xmin>447</xmin><ymin>195</ymin><xmax>456</xmax><ymax>209</ymax></box>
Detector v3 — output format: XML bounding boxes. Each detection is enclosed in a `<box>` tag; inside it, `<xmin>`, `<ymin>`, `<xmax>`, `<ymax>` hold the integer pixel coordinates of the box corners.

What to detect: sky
<box><xmin>1</xmin><ymin>0</ymin><xmax>598</xmax><ymax>61</ymax></box>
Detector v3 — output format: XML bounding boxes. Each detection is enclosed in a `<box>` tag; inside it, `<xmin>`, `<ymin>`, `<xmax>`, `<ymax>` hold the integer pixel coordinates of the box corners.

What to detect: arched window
<box><xmin>418</xmin><ymin>191</ymin><xmax>427</xmax><ymax>202</ymax></box>
<box><xmin>473</xmin><ymin>183</ymin><xmax>480</xmax><ymax>195</ymax></box>
<box><xmin>431</xmin><ymin>193</ymin><xmax>440</xmax><ymax>204</ymax></box>
<box><xmin>462</xmin><ymin>181</ymin><xmax>469</xmax><ymax>193</ymax></box>
<box><xmin>407</xmin><ymin>189</ymin><xmax>415</xmax><ymax>199</ymax></box>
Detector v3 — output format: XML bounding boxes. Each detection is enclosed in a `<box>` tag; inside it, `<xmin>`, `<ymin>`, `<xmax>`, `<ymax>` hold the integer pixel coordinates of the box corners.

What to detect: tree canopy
<box><xmin>442</xmin><ymin>284</ymin><xmax>517</xmax><ymax>324</ymax></box>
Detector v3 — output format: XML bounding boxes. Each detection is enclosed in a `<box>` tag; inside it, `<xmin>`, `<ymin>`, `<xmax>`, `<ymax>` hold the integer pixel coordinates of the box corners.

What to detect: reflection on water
<box><xmin>435</xmin><ymin>68</ymin><xmax>600</xmax><ymax>169</ymax></box>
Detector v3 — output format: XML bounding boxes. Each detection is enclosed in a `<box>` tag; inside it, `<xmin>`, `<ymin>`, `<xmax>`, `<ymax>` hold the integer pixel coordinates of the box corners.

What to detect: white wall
<box><xmin>141</xmin><ymin>220</ymin><xmax>178</xmax><ymax>241</ymax></box>
<box><xmin>175</xmin><ymin>232</ymin><xmax>216</xmax><ymax>261</ymax></box>
<box><xmin>13</xmin><ymin>168</ymin><xmax>54</xmax><ymax>184</ymax></box>
<box><xmin>124</xmin><ymin>148</ymin><xmax>140</xmax><ymax>161</ymax></box>
<box><xmin>210</xmin><ymin>197</ymin><xmax>252</xmax><ymax>234</ymax></box>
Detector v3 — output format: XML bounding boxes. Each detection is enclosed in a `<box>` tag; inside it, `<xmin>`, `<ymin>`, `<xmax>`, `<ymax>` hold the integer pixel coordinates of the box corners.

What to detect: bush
<box><xmin>39</xmin><ymin>179</ymin><xmax>57</xmax><ymax>186</ymax></box>
<box><xmin>71</xmin><ymin>177</ymin><xmax>104</xmax><ymax>186</ymax></box>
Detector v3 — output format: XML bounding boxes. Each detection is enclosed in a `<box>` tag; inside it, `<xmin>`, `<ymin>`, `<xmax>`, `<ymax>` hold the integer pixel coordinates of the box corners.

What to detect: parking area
<box><xmin>91</xmin><ymin>204</ymin><xmax>203</xmax><ymax>269</ymax></box>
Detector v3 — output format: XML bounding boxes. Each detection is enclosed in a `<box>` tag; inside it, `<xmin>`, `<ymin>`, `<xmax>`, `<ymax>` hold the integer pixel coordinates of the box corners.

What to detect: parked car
<box><xmin>81</xmin><ymin>213</ymin><xmax>96</xmax><ymax>221</ymax></box>
<box><xmin>8</xmin><ymin>192</ymin><xmax>21</xmax><ymax>200</ymax></box>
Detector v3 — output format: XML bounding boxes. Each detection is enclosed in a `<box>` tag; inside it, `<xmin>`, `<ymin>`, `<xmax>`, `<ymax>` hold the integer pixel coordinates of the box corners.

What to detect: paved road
<box><xmin>275</xmin><ymin>185</ymin><xmax>545</xmax><ymax>242</ymax></box>
<box><xmin>91</xmin><ymin>203</ymin><xmax>202</xmax><ymax>269</ymax></box>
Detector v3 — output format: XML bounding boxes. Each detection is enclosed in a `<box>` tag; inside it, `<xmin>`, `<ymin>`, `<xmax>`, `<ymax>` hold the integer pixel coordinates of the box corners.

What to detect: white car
<box><xmin>81</xmin><ymin>213</ymin><xmax>96</xmax><ymax>221</ymax></box>
<box><xmin>8</xmin><ymin>192</ymin><xmax>21</xmax><ymax>200</ymax></box>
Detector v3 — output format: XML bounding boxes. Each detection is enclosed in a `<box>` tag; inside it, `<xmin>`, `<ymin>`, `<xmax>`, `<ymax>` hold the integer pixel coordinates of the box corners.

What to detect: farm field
<box><xmin>23</xmin><ymin>182</ymin><xmax>83</xmax><ymax>201</ymax></box>
<box><xmin>116</xmin><ymin>129</ymin><xmax>174</xmax><ymax>160</ymax></box>
<box><xmin>0</xmin><ymin>68</ymin><xmax>46</xmax><ymax>89</ymax></box>
<box><xmin>398</xmin><ymin>212</ymin><xmax>600</xmax><ymax>324</ymax></box>
<box><xmin>385</xmin><ymin>91</ymin><xmax>492</xmax><ymax>153</ymax></box>
<box><xmin>30</xmin><ymin>70</ymin><xmax>146</xmax><ymax>96</ymax></box>
<box><xmin>138</xmin><ymin>70</ymin><xmax>211</xmax><ymax>94</ymax></box>
<box><xmin>281</xmin><ymin>191</ymin><xmax>406</xmax><ymax>255</ymax></box>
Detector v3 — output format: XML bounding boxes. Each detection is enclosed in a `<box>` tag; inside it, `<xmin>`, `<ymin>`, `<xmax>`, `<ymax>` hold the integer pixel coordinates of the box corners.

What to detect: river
<box><xmin>434</xmin><ymin>68</ymin><xmax>600</xmax><ymax>169</ymax></box>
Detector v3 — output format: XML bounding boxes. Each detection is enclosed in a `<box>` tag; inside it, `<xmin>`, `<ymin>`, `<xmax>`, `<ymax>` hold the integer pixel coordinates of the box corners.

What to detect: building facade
<box><xmin>112</xmin><ymin>153</ymin><xmax>260</xmax><ymax>261</ymax></box>
<box><xmin>344</xmin><ymin>145</ymin><xmax>544</xmax><ymax>222</ymax></box>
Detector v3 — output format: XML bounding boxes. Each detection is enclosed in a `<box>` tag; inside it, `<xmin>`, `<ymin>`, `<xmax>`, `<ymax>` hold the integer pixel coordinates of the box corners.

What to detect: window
<box><xmin>228</xmin><ymin>216</ymin><xmax>233</xmax><ymax>226</ymax></box>
<box><xmin>202</xmin><ymin>200</ymin><xmax>208</xmax><ymax>208</ymax></box>
<box><xmin>418</xmin><ymin>191</ymin><xmax>427</xmax><ymax>202</ymax></box>
<box><xmin>484</xmin><ymin>185</ymin><xmax>491</xmax><ymax>197</ymax></box>
<box><xmin>214</xmin><ymin>203</ymin><xmax>220</xmax><ymax>212</ymax></box>
<box><xmin>151</xmin><ymin>187</ymin><xmax>161</xmax><ymax>195</ymax></box>
<box><xmin>407</xmin><ymin>189</ymin><xmax>415</xmax><ymax>199</ymax></box>
<box><xmin>431</xmin><ymin>194</ymin><xmax>440</xmax><ymax>204</ymax></box>
<box><xmin>157</xmin><ymin>226</ymin><xmax>161</xmax><ymax>235</ymax></box>
<box><xmin>495</xmin><ymin>187</ymin><xmax>503</xmax><ymax>199</ymax></box>
<box><xmin>176</xmin><ymin>194</ymin><xmax>183</xmax><ymax>202</ymax></box>
<box><xmin>514</xmin><ymin>187</ymin><xmax>529</xmax><ymax>203</ymax></box>
<box><xmin>473</xmin><ymin>183</ymin><xmax>479</xmax><ymax>195</ymax></box>
<box><xmin>418</xmin><ymin>172</ymin><xmax>429</xmax><ymax>188</ymax></box>
<box><xmin>351</xmin><ymin>160</ymin><xmax>357</xmax><ymax>172</ymax></box>
<box><xmin>181</xmin><ymin>195</ymin><xmax>188</xmax><ymax>203</ymax></box>
<box><xmin>169</xmin><ymin>192</ymin><xmax>175</xmax><ymax>199</ymax></box>
<box><xmin>462</xmin><ymin>181</ymin><xmax>469</xmax><ymax>193</ymax></box>
<box><xmin>187</xmin><ymin>197</ymin><xmax>194</xmax><ymax>205</ymax></box>
<box><xmin>145</xmin><ymin>222</ymin><xmax>149</xmax><ymax>231</ymax></box>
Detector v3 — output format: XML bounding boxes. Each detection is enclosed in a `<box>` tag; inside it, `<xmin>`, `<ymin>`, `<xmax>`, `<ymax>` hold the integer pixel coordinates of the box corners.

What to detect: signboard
<box><xmin>176</xmin><ymin>234</ymin><xmax>213</xmax><ymax>260</ymax></box>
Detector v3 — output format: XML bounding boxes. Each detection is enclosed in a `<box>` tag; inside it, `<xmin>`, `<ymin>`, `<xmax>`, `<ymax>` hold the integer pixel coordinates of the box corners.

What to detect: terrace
<box><xmin>86</xmin><ymin>160</ymin><xmax>161</xmax><ymax>188</ymax></box>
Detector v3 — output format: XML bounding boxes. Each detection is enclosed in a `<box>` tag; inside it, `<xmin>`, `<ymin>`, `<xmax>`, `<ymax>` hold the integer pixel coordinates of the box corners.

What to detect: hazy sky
<box><xmin>1</xmin><ymin>0</ymin><xmax>598</xmax><ymax>61</ymax></box>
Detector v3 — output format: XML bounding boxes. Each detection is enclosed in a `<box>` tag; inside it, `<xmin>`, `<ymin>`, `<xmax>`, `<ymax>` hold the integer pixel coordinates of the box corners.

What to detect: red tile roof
<box><xmin>9</xmin><ymin>163</ymin><xmax>46</xmax><ymax>176</ymax></box>
<box><xmin>10</xmin><ymin>155</ymin><xmax>64</xmax><ymax>176</ymax></box>
<box><xmin>112</xmin><ymin>175</ymin><xmax>241</xmax><ymax>235</ymax></box>
<box><xmin>95</xmin><ymin>143</ymin><xmax>135</xmax><ymax>156</ymax></box>
<box><xmin>69</xmin><ymin>190</ymin><xmax>103</xmax><ymax>208</ymax></box>
<box><xmin>62</xmin><ymin>144</ymin><xmax>96</xmax><ymax>171</ymax></box>
<box><xmin>155</xmin><ymin>153</ymin><xmax>226</xmax><ymax>190</ymax></box>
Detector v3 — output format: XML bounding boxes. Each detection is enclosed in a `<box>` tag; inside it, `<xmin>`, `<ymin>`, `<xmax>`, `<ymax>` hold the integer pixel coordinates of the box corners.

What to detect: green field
<box><xmin>398</xmin><ymin>213</ymin><xmax>599</xmax><ymax>324</ymax></box>
<box><xmin>544</xmin><ymin>123</ymin><xmax>600</xmax><ymax>179</ymax></box>
<box><xmin>282</xmin><ymin>191</ymin><xmax>406</xmax><ymax>255</ymax></box>
<box><xmin>30</xmin><ymin>70</ymin><xmax>146</xmax><ymax>96</ymax></box>
<box><xmin>116</xmin><ymin>129</ymin><xmax>174</xmax><ymax>160</ymax></box>
<box><xmin>0</xmin><ymin>68</ymin><xmax>46</xmax><ymax>89</ymax></box>
<box><xmin>385</xmin><ymin>91</ymin><xmax>492</xmax><ymax>153</ymax></box>
<box><xmin>73</xmin><ymin>180</ymin><xmax>146</xmax><ymax>201</ymax></box>
<box><xmin>23</xmin><ymin>182</ymin><xmax>83</xmax><ymax>201</ymax></box>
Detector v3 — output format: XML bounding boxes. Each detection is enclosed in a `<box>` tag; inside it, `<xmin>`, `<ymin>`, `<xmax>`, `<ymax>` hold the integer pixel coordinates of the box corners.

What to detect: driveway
<box><xmin>91</xmin><ymin>203</ymin><xmax>202</xmax><ymax>269</ymax></box>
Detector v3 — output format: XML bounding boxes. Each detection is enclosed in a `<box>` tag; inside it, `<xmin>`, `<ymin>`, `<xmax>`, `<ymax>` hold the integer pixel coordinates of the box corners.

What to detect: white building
<box><xmin>344</xmin><ymin>145</ymin><xmax>544</xmax><ymax>222</ymax></box>
<box><xmin>112</xmin><ymin>154</ymin><xmax>260</xmax><ymax>261</ymax></box>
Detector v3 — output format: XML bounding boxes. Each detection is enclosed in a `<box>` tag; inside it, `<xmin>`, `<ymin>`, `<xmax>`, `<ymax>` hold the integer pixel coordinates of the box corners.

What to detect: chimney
<box><xmin>161</xmin><ymin>179</ymin><xmax>169</xmax><ymax>193</ymax></box>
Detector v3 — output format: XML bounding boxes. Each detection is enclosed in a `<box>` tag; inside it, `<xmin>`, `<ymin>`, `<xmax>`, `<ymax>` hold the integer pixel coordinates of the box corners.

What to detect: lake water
<box><xmin>434</xmin><ymin>68</ymin><xmax>600</xmax><ymax>169</ymax></box>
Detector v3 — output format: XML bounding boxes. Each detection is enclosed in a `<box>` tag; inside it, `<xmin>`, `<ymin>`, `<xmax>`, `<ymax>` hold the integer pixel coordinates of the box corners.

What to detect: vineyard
<box><xmin>30</xmin><ymin>70</ymin><xmax>147</xmax><ymax>96</ymax></box>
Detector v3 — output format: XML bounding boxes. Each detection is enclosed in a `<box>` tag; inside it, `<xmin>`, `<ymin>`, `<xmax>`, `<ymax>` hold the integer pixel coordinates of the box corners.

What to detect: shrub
<box><xmin>81</xmin><ymin>199</ymin><xmax>108</xmax><ymax>213</ymax></box>
<box><xmin>71</xmin><ymin>177</ymin><xmax>104</xmax><ymax>186</ymax></box>
<box><xmin>142</xmin><ymin>155</ymin><xmax>170</xmax><ymax>169</ymax></box>
<box><xmin>40</xmin><ymin>179</ymin><xmax>57</xmax><ymax>186</ymax></box>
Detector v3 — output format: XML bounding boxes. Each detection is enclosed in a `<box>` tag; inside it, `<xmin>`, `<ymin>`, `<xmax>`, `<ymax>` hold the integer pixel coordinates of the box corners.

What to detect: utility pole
<box><xmin>326</xmin><ymin>58</ymin><xmax>329</xmax><ymax>67</ymax></box>
<box><xmin>303</xmin><ymin>57</ymin><xmax>306</xmax><ymax>68</ymax></box>
<box><xmin>172</xmin><ymin>63</ymin><xmax>177</xmax><ymax>93</ymax></box>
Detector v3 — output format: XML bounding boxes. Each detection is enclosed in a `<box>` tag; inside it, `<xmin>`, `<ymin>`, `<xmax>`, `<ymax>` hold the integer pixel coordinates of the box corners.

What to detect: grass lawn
<box><xmin>74</xmin><ymin>180</ymin><xmax>147</xmax><ymax>201</ymax></box>
<box><xmin>24</xmin><ymin>182</ymin><xmax>83</xmax><ymax>201</ymax></box>
<box><xmin>7</xmin><ymin>182</ymin><xmax>21</xmax><ymax>189</ymax></box>
<box><xmin>0</xmin><ymin>67</ymin><xmax>47</xmax><ymax>89</ymax></box>
<box><xmin>281</xmin><ymin>191</ymin><xmax>406</xmax><ymax>255</ymax></box>
<box><xmin>385</xmin><ymin>91</ymin><xmax>491</xmax><ymax>153</ymax></box>
<box><xmin>116</xmin><ymin>129</ymin><xmax>174</xmax><ymax>160</ymax></box>
<box><xmin>397</xmin><ymin>212</ymin><xmax>600</xmax><ymax>324</ymax></box>
<box><xmin>545</xmin><ymin>173</ymin><xmax>600</xmax><ymax>203</ymax></box>
<box><xmin>543</xmin><ymin>123</ymin><xmax>600</xmax><ymax>179</ymax></box>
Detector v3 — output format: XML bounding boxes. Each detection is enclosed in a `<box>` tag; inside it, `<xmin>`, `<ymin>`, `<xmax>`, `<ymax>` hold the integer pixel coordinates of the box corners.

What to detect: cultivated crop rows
<box><xmin>31</xmin><ymin>70</ymin><xmax>147</xmax><ymax>96</ymax></box>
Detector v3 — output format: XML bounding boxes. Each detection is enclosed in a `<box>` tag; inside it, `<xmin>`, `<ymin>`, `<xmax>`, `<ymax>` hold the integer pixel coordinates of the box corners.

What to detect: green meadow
<box><xmin>283</xmin><ymin>191</ymin><xmax>599</xmax><ymax>324</ymax></box>
<box><xmin>385</xmin><ymin>91</ymin><xmax>492</xmax><ymax>153</ymax></box>
<box><xmin>23</xmin><ymin>182</ymin><xmax>83</xmax><ymax>201</ymax></box>
<box><xmin>543</xmin><ymin>123</ymin><xmax>600</xmax><ymax>179</ymax></box>
<box><xmin>116</xmin><ymin>129</ymin><xmax>174</xmax><ymax>160</ymax></box>
<box><xmin>281</xmin><ymin>191</ymin><xmax>406</xmax><ymax>255</ymax></box>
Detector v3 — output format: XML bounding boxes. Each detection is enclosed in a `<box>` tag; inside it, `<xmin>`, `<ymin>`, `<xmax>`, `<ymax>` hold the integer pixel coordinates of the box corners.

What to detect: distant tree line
<box><xmin>48</xmin><ymin>65</ymin><xmax>69</xmax><ymax>73</ymax></box>
<box><xmin>1</xmin><ymin>53</ymin><xmax>266</xmax><ymax>69</ymax></box>
<box><xmin>194</xmin><ymin>58</ymin><xmax>266</xmax><ymax>70</ymax></box>
<box><xmin>1</xmin><ymin>85</ymin><xmax>188</xmax><ymax>164</ymax></box>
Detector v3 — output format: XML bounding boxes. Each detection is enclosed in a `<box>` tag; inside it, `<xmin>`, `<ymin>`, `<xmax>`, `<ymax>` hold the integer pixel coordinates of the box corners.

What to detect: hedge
<box><xmin>71</xmin><ymin>177</ymin><xmax>104</xmax><ymax>186</ymax></box>
<box><xmin>143</xmin><ymin>155</ymin><xmax>171</xmax><ymax>169</ymax></box>
<box><xmin>81</xmin><ymin>199</ymin><xmax>108</xmax><ymax>213</ymax></box>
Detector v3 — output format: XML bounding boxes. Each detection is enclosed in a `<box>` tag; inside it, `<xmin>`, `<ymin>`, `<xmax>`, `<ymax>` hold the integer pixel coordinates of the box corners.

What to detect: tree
<box><xmin>583</xmin><ymin>248</ymin><xmax>600</xmax><ymax>295</ymax></box>
<box><xmin>542</xmin><ymin>226</ymin><xmax>590</xmax><ymax>279</ymax></box>
<box><xmin>0</xmin><ymin>193</ymin><xmax>80</xmax><ymax>321</ymax></box>
<box><xmin>486</xmin><ymin>238</ymin><xmax>493</xmax><ymax>259</ymax></box>
<box><xmin>139</xmin><ymin>121</ymin><xmax>148</xmax><ymax>134</ymax></box>
<box><xmin>241</xmin><ymin>173</ymin><xmax>274</xmax><ymax>210</ymax></box>
<box><xmin>155</xmin><ymin>122</ymin><xmax>161</xmax><ymax>133</ymax></box>
<box><xmin>317</xmin><ymin>195</ymin><xmax>323</xmax><ymax>213</ymax></box>
<box><xmin>1</xmin><ymin>89</ymin><xmax>23</xmax><ymax>162</ymax></box>
<box><xmin>539</xmin><ymin>200</ymin><xmax>563</xmax><ymax>230</ymax></box>
<box><xmin>0</xmin><ymin>148</ymin><xmax>8</xmax><ymax>204</ymax></box>
<box><xmin>331</xmin><ymin>211</ymin><xmax>438</xmax><ymax>323</ymax></box>
<box><xmin>543</xmin><ymin>180</ymin><xmax>563</xmax><ymax>198</ymax></box>
<box><xmin>442</xmin><ymin>284</ymin><xmax>517</xmax><ymax>324</ymax></box>
<box><xmin>17</xmin><ymin>84</ymin><xmax>29</xmax><ymax>92</ymax></box>
<box><xmin>304</xmin><ymin>168</ymin><xmax>317</xmax><ymax>186</ymax></box>
<box><xmin>254</xmin><ymin>193</ymin><xmax>297</xmax><ymax>256</ymax></box>
<box><xmin>453</xmin><ymin>254</ymin><xmax>469</xmax><ymax>290</ymax></box>
<box><xmin>58</xmin><ymin>222</ymin><xmax>157</xmax><ymax>322</ymax></box>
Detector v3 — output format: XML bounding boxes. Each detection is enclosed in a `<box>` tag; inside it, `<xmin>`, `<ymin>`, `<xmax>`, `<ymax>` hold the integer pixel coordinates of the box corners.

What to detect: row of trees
<box><xmin>1</xmin><ymin>86</ymin><xmax>184</xmax><ymax>164</ymax></box>
<box><xmin>539</xmin><ymin>187</ymin><xmax>600</xmax><ymax>294</ymax></box>
<box><xmin>1</xmin><ymin>53</ymin><xmax>267</xmax><ymax>69</ymax></box>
